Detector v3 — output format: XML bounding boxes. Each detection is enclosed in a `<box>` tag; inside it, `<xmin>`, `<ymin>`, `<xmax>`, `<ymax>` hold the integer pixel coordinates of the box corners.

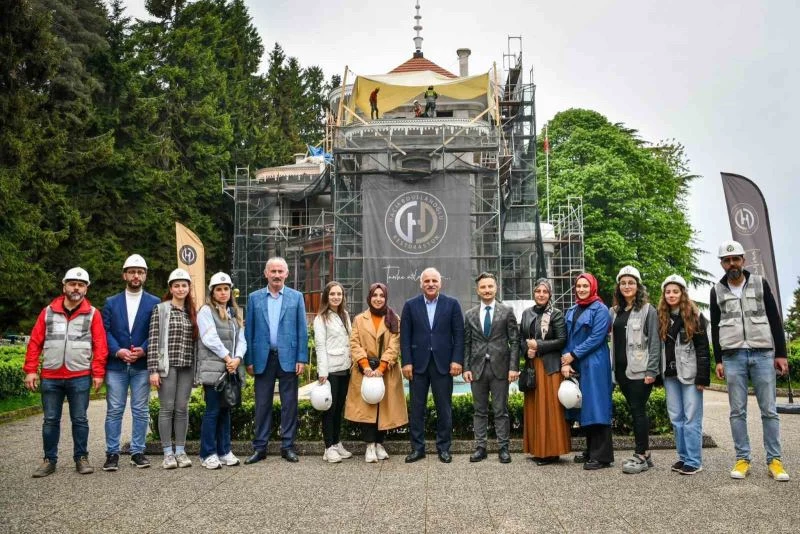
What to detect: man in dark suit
<box><xmin>101</xmin><ymin>255</ymin><xmax>160</xmax><ymax>471</ymax></box>
<box><xmin>401</xmin><ymin>267</ymin><xmax>465</xmax><ymax>463</ymax></box>
<box><xmin>463</xmin><ymin>272</ymin><xmax>519</xmax><ymax>463</ymax></box>
<box><xmin>244</xmin><ymin>257</ymin><xmax>308</xmax><ymax>464</ymax></box>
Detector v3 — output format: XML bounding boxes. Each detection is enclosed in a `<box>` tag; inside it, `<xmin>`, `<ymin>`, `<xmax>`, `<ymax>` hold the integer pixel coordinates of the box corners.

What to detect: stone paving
<box><xmin>0</xmin><ymin>389</ymin><xmax>797</xmax><ymax>533</ymax></box>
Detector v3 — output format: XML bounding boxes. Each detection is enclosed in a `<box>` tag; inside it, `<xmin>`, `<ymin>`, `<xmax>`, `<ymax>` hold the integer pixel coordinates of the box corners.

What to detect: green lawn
<box><xmin>0</xmin><ymin>393</ymin><xmax>40</xmax><ymax>414</ymax></box>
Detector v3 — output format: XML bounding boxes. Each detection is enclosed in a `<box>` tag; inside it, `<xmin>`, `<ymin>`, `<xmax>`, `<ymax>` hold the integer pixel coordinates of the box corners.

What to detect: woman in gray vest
<box><xmin>609</xmin><ymin>265</ymin><xmax>660</xmax><ymax>474</ymax></box>
<box><xmin>196</xmin><ymin>272</ymin><xmax>246</xmax><ymax>470</ymax></box>
<box><xmin>657</xmin><ymin>274</ymin><xmax>710</xmax><ymax>475</ymax></box>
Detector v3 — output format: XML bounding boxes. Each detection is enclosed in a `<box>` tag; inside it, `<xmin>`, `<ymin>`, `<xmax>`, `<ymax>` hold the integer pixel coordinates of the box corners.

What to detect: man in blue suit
<box><xmin>401</xmin><ymin>267</ymin><xmax>465</xmax><ymax>463</ymax></box>
<box><xmin>101</xmin><ymin>254</ymin><xmax>160</xmax><ymax>471</ymax></box>
<box><xmin>244</xmin><ymin>257</ymin><xmax>308</xmax><ymax>464</ymax></box>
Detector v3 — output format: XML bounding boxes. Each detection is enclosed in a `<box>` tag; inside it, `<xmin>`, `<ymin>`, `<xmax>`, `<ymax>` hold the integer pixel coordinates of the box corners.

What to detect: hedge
<box><xmin>148</xmin><ymin>379</ymin><xmax>670</xmax><ymax>441</ymax></box>
<box><xmin>0</xmin><ymin>346</ymin><xmax>29</xmax><ymax>400</ymax></box>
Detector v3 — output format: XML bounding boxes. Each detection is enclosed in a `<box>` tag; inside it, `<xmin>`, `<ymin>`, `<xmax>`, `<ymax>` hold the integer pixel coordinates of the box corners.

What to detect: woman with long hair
<box><xmin>344</xmin><ymin>283</ymin><xmax>408</xmax><ymax>462</ymax></box>
<box><xmin>195</xmin><ymin>272</ymin><xmax>246</xmax><ymax>470</ymax></box>
<box><xmin>148</xmin><ymin>268</ymin><xmax>198</xmax><ymax>469</ymax></box>
<box><xmin>519</xmin><ymin>278</ymin><xmax>570</xmax><ymax>465</ymax></box>
<box><xmin>314</xmin><ymin>281</ymin><xmax>353</xmax><ymax>463</ymax></box>
<box><xmin>609</xmin><ymin>265</ymin><xmax>661</xmax><ymax>474</ymax></box>
<box><xmin>560</xmin><ymin>273</ymin><xmax>613</xmax><ymax>470</ymax></box>
<box><xmin>658</xmin><ymin>274</ymin><xmax>710</xmax><ymax>475</ymax></box>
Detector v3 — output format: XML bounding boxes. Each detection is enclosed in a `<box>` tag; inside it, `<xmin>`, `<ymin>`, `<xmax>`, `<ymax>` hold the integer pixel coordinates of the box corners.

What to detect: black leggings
<box><xmin>617</xmin><ymin>373</ymin><xmax>653</xmax><ymax>455</ymax></box>
<box><xmin>321</xmin><ymin>372</ymin><xmax>350</xmax><ymax>447</ymax></box>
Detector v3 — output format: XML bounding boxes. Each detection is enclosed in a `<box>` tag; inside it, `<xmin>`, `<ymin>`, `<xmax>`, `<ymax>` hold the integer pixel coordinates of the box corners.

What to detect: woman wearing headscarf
<box><xmin>344</xmin><ymin>283</ymin><xmax>408</xmax><ymax>462</ymax></box>
<box><xmin>658</xmin><ymin>274</ymin><xmax>710</xmax><ymax>475</ymax></box>
<box><xmin>519</xmin><ymin>278</ymin><xmax>570</xmax><ymax>465</ymax></box>
<box><xmin>609</xmin><ymin>265</ymin><xmax>661</xmax><ymax>474</ymax></box>
<box><xmin>560</xmin><ymin>273</ymin><xmax>613</xmax><ymax>470</ymax></box>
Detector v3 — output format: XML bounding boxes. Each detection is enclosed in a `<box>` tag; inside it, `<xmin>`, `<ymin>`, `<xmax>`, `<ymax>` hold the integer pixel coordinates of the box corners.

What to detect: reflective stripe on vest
<box><xmin>715</xmin><ymin>274</ymin><xmax>773</xmax><ymax>350</ymax></box>
<box><xmin>42</xmin><ymin>306</ymin><xmax>95</xmax><ymax>371</ymax></box>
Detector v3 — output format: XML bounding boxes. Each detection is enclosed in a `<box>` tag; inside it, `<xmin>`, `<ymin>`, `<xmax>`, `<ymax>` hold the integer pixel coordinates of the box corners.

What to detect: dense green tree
<box><xmin>539</xmin><ymin>109</ymin><xmax>707</xmax><ymax>302</ymax></box>
<box><xmin>785</xmin><ymin>277</ymin><xmax>800</xmax><ymax>340</ymax></box>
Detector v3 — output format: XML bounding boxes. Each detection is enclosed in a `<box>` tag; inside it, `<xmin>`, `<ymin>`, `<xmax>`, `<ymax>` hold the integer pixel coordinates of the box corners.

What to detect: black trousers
<box><xmin>321</xmin><ymin>372</ymin><xmax>350</xmax><ymax>448</ymax></box>
<box><xmin>616</xmin><ymin>373</ymin><xmax>653</xmax><ymax>455</ymax></box>
<box><xmin>409</xmin><ymin>359</ymin><xmax>453</xmax><ymax>453</ymax></box>
<box><xmin>584</xmin><ymin>424</ymin><xmax>614</xmax><ymax>463</ymax></box>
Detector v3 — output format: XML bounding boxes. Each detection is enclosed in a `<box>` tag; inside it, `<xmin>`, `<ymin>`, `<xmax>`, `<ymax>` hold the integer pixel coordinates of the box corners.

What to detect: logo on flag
<box><xmin>731</xmin><ymin>203</ymin><xmax>759</xmax><ymax>235</ymax></box>
<box><xmin>179</xmin><ymin>245</ymin><xmax>197</xmax><ymax>265</ymax></box>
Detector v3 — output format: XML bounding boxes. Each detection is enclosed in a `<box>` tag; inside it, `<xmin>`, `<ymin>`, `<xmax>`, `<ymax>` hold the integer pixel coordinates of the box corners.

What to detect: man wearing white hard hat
<box><xmin>24</xmin><ymin>268</ymin><xmax>109</xmax><ymax>478</ymax></box>
<box><xmin>100</xmin><ymin>255</ymin><xmax>160</xmax><ymax>471</ymax></box>
<box><xmin>710</xmin><ymin>240</ymin><xmax>790</xmax><ymax>481</ymax></box>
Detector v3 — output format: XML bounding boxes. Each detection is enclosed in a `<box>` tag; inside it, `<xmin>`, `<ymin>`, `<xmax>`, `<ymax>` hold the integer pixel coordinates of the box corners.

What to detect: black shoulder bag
<box><xmin>215</xmin><ymin>371</ymin><xmax>243</xmax><ymax>408</ymax></box>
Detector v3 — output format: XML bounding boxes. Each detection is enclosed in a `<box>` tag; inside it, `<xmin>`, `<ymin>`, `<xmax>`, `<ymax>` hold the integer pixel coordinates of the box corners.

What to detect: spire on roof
<box><xmin>413</xmin><ymin>2</ymin><xmax>423</xmax><ymax>58</ymax></box>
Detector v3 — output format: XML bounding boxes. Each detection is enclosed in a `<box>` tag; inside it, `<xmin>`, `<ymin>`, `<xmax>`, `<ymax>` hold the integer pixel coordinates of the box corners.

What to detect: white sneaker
<box><xmin>365</xmin><ymin>443</ymin><xmax>378</xmax><ymax>463</ymax></box>
<box><xmin>334</xmin><ymin>442</ymin><xmax>353</xmax><ymax>459</ymax></box>
<box><xmin>323</xmin><ymin>446</ymin><xmax>342</xmax><ymax>463</ymax></box>
<box><xmin>175</xmin><ymin>452</ymin><xmax>192</xmax><ymax>468</ymax></box>
<box><xmin>162</xmin><ymin>454</ymin><xmax>178</xmax><ymax>470</ymax></box>
<box><xmin>219</xmin><ymin>452</ymin><xmax>240</xmax><ymax>466</ymax></box>
<box><xmin>201</xmin><ymin>454</ymin><xmax>222</xmax><ymax>470</ymax></box>
<box><xmin>375</xmin><ymin>443</ymin><xmax>389</xmax><ymax>460</ymax></box>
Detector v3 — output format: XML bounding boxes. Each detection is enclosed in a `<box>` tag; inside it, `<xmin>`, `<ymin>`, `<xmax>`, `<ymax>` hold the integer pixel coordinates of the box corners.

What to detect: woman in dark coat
<box><xmin>560</xmin><ymin>273</ymin><xmax>614</xmax><ymax>470</ymax></box>
<box><xmin>519</xmin><ymin>278</ymin><xmax>570</xmax><ymax>465</ymax></box>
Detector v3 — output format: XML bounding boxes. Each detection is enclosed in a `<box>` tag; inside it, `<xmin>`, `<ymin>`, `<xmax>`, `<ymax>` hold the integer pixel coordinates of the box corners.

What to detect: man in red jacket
<box><xmin>24</xmin><ymin>267</ymin><xmax>108</xmax><ymax>478</ymax></box>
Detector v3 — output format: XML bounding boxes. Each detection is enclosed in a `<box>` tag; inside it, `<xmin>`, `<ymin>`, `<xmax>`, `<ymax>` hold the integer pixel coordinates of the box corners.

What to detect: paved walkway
<box><xmin>0</xmin><ymin>390</ymin><xmax>797</xmax><ymax>533</ymax></box>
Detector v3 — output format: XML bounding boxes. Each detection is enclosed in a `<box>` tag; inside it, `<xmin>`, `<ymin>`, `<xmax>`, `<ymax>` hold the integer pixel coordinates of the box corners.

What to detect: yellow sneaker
<box><xmin>768</xmin><ymin>459</ymin><xmax>790</xmax><ymax>481</ymax></box>
<box><xmin>730</xmin><ymin>459</ymin><xmax>751</xmax><ymax>479</ymax></box>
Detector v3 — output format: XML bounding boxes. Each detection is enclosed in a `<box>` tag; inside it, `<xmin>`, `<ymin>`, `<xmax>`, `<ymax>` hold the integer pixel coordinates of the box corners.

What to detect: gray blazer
<box><xmin>464</xmin><ymin>301</ymin><xmax>520</xmax><ymax>381</ymax></box>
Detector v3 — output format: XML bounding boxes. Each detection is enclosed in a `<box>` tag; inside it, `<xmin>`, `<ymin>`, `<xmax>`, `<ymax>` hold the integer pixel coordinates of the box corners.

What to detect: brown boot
<box><xmin>32</xmin><ymin>459</ymin><xmax>56</xmax><ymax>478</ymax></box>
<box><xmin>75</xmin><ymin>456</ymin><xmax>94</xmax><ymax>475</ymax></box>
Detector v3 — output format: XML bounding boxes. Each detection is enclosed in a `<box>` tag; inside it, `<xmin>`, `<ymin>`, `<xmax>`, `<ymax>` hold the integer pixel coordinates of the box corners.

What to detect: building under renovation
<box><xmin>223</xmin><ymin>24</ymin><xmax>583</xmax><ymax>315</ymax></box>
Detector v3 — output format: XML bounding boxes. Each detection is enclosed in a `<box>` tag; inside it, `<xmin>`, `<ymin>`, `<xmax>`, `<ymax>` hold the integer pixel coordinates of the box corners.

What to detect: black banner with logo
<box><xmin>721</xmin><ymin>172</ymin><xmax>782</xmax><ymax>315</ymax></box>
<box><xmin>362</xmin><ymin>174</ymin><xmax>472</xmax><ymax>306</ymax></box>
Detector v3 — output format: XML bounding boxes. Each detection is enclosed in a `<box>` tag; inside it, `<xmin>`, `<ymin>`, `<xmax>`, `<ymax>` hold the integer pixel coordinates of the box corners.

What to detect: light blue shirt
<box><xmin>197</xmin><ymin>305</ymin><xmax>247</xmax><ymax>359</ymax></box>
<box><xmin>267</xmin><ymin>289</ymin><xmax>283</xmax><ymax>347</ymax></box>
<box><xmin>425</xmin><ymin>295</ymin><xmax>439</xmax><ymax>329</ymax></box>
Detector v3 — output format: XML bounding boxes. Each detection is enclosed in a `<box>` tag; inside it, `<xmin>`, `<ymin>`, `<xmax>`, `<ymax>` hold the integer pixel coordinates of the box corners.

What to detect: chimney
<box><xmin>456</xmin><ymin>48</ymin><xmax>471</xmax><ymax>77</ymax></box>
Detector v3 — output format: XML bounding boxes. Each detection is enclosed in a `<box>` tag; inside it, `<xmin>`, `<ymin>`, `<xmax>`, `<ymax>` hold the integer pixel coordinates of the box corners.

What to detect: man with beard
<box><xmin>711</xmin><ymin>240</ymin><xmax>790</xmax><ymax>481</ymax></box>
<box><xmin>101</xmin><ymin>255</ymin><xmax>160</xmax><ymax>471</ymax></box>
<box><xmin>24</xmin><ymin>268</ymin><xmax>108</xmax><ymax>477</ymax></box>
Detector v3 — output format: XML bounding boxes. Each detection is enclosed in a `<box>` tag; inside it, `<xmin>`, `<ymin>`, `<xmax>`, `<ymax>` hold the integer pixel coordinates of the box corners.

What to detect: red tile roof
<box><xmin>389</xmin><ymin>56</ymin><xmax>457</xmax><ymax>78</ymax></box>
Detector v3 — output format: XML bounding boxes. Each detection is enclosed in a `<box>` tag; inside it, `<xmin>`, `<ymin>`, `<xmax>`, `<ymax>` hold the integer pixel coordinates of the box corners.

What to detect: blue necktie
<box><xmin>483</xmin><ymin>306</ymin><xmax>492</xmax><ymax>337</ymax></box>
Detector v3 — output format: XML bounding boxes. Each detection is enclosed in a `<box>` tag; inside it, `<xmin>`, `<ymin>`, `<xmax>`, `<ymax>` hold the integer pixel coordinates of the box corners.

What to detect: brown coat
<box><xmin>344</xmin><ymin>310</ymin><xmax>408</xmax><ymax>431</ymax></box>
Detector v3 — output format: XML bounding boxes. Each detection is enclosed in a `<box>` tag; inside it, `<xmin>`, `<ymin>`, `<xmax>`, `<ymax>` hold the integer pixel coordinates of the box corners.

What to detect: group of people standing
<box><xmin>22</xmin><ymin>240</ymin><xmax>790</xmax><ymax>482</ymax></box>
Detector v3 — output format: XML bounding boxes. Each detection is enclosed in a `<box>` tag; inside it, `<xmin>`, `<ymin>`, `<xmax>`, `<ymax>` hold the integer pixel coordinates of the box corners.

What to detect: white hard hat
<box><xmin>558</xmin><ymin>377</ymin><xmax>582</xmax><ymax>409</ymax></box>
<box><xmin>413</xmin><ymin>99</ymin><xmax>419</xmax><ymax>104</ymax></box>
<box><xmin>310</xmin><ymin>381</ymin><xmax>332</xmax><ymax>411</ymax></box>
<box><xmin>361</xmin><ymin>376</ymin><xmax>386</xmax><ymax>405</ymax></box>
<box><xmin>122</xmin><ymin>254</ymin><xmax>148</xmax><ymax>271</ymax></box>
<box><xmin>208</xmin><ymin>272</ymin><xmax>233</xmax><ymax>291</ymax></box>
<box><xmin>168</xmin><ymin>268</ymin><xmax>191</xmax><ymax>284</ymax></box>
<box><xmin>63</xmin><ymin>267</ymin><xmax>90</xmax><ymax>285</ymax></box>
<box><xmin>616</xmin><ymin>265</ymin><xmax>642</xmax><ymax>283</ymax></box>
<box><xmin>718</xmin><ymin>240</ymin><xmax>745</xmax><ymax>258</ymax></box>
<box><xmin>661</xmin><ymin>274</ymin><xmax>688</xmax><ymax>291</ymax></box>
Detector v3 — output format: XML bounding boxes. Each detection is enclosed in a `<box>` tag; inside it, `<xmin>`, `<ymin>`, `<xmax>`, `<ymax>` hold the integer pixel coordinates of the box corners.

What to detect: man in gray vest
<box><xmin>23</xmin><ymin>268</ymin><xmax>108</xmax><ymax>477</ymax></box>
<box><xmin>711</xmin><ymin>240</ymin><xmax>789</xmax><ymax>481</ymax></box>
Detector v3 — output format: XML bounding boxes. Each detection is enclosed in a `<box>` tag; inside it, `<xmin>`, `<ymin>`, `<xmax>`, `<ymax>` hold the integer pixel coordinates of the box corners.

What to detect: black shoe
<box><xmin>573</xmin><ymin>452</ymin><xmax>589</xmax><ymax>463</ymax></box>
<box><xmin>583</xmin><ymin>460</ymin><xmax>613</xmax><ymax>470</ymax></box>
<box><xmin>102</xmin><ymin>453</ymin><xmax>119</xmax><ymax>472</ymax></box>
<box><xmin>680</xmin><ymin>465</ymin><xmax>703</xmax><ymax>475</ymax></box>
<box><xmin>671</xmin><ymin>460</ymin><xmax>685</xmax><ymax>473</ymax></box>
<box><xmin>130</xmin><ymin>453</ymin><xmax>151</xmax><ymax>468</ymax></box>
<box><xmin>405</xmin><ymin>450</ymin><xmax>426</xmax><ymax>463</ymax></box>
<box><xmin>244</xmin><ymin>450</ymin><xmax>267</xmax><ymax>465</ymax></box>
<box><xmin>469</xmin><ymin>447</ymin><xmax>487</xmax><ymax>463</ymax></box>
<box><xmin>535</xmin><ymin>456</ymin><xmax>557</xmax><ymax>466</ymax></box>
<box><xmin>498</xmin><ymin>448</ymin><xmax>511</xmax><ymax>464</ymax></box>
<box><xmin>438</xmin><ymin>451</ymin><xmax>452</xmax><ymax>463</ymax></box>
<box><xmin>280</xmin><ymin>448</ymin><xmax>299</xmax><ymax>463</ymax></box>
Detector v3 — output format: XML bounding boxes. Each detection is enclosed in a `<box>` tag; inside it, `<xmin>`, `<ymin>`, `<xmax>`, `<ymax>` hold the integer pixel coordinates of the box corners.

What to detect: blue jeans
<box><xmin>41</xmin><ymin>376</ymin><xmax>91</xmax><ymax>462</ymax></box>
<box><xmin>722</xmin><ymin>348</ymin><xmax>782</xmax><ymax>463</ymax></box>
<box><xmin>200</xmin><ymin>385</ymin><xmax>232</xmax><ymax>459</ymax></box>
<box><xmin>104</xmin><ymin>366</ymin><xmax>151</xmax><ymax>455</ymax></box>
<box><xmin>664</xmin><ymin>377</ymin><xmax>704</xmax><ymax>468</ymax></box>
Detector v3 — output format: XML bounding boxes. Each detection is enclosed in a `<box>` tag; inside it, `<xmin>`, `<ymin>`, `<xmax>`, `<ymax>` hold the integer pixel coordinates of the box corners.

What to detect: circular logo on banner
<box><xmin>385</xmin><ymin>191</ymin><xmax>448</xmax><ymax>255</ymax></box>
<box><xmin>179</xmin><ymin>245</ymin><xmax>198</xmax><ymax>266</ymax></box>
<box><xmin>732</xmin><ymin>203</ymin><xmax>759</xmax><ymax>235</ymax></box>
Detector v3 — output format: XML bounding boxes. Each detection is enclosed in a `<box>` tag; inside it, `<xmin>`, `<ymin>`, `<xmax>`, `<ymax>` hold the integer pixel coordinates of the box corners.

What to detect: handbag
<box><xmin>215</xmin><ymin>371</ymin><xmax>242</xmax><ymax>408</ymax></box>
<box><xmin>518</xmin><ymin>359</ymin><xmax>536</xmax><ymax>392</ymax></box>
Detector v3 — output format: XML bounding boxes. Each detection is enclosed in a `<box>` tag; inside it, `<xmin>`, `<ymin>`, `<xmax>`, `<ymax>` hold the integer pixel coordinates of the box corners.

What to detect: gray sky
<box><xmin>124</xmin><ymin>0</ymin><xmax>799</xmax><ymax>314</ymax></box>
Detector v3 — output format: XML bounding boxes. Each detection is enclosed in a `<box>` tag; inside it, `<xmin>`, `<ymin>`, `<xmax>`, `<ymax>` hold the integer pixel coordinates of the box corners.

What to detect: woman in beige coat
<box><xmin>344</xmin><ymin>283</ymin><xmax>408</xmax><ymax>463</ymax></box>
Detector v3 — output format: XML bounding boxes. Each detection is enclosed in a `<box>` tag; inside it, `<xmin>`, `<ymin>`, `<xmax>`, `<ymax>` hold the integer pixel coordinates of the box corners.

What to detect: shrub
<box><xmin>0</xmin><ymin>346</ymin><xmax>29</xmax><ymax>400</ymax></box>
<box><xmin>148</xmin><ymin>380</ymin><xmax>671</xmax><ymax>440</ymax></box>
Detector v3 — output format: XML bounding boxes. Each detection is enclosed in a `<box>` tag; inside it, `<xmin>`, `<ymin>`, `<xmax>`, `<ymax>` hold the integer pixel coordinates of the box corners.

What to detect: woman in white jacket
<box><xmin>314</xmin><ymin>282</ymin><xmax>353</xmax><ymax>463</ymax></box>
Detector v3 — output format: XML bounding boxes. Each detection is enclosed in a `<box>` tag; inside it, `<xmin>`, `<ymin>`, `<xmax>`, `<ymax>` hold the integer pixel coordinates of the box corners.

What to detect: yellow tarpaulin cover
<box><xmin>348</xmin><ymin>71</ymin><xmax>493</xmax><ymax>123</ymax></box>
